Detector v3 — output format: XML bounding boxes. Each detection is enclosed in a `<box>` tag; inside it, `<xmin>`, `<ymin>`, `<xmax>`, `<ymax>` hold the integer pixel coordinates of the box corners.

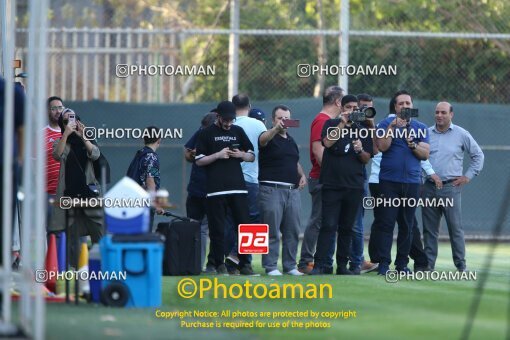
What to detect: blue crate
<box><xmin>99</xmin><ymin>235</ymin><xmax>163</xmax><ymax>307</ymax></box>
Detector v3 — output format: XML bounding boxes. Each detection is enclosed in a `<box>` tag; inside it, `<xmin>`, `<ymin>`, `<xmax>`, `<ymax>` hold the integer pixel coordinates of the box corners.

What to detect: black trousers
<box><xmin>188</xmin><ymin>194</ymin><xmax>240</xmax><ymax>263</ymax></box>
<box><xmin>368</xmin><ymin>181</ymin><xmax>421</xmax><ymax>268</ymax></box>
<box><xmin>314</xmin><ymin>187</ymin><xmax>363</xmax><ymax>268</ymax></box>
<box><xmin>205</xmin><ymin>194</ymin><xmax>251</xmax><ymax>268</ymax></box>
<box><xmin>186</xmin><ymin>194</ymin><xmax>207</xmax><ymax>221</ymax></box>
<box><xmin>368</xmin><ymin>183</ymin><xmax>428</xmax><ymax>267</ymax></box>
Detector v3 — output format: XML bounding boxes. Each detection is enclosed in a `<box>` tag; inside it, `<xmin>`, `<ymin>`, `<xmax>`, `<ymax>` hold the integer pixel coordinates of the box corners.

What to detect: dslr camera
<box><xmin>349</xmin><ymin>106</ymin><xmax>376</xmax><ymax>122</ymax></box>
<box><xmin>399</xmin><ymin>108</ymin><xmax>419</xmax><ymax>120</ymax></box>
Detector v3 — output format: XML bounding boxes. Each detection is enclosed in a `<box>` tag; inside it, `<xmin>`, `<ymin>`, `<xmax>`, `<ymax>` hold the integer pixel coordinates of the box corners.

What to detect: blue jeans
<box><xmin>246</xmin><ymin>182</ymin><xmax>260</xmax><ymax>224</ymax></box>
<box><xmin>349</xmin><ymin>179</ymin><xmax>368</xmax><ymax>270</ymax></box>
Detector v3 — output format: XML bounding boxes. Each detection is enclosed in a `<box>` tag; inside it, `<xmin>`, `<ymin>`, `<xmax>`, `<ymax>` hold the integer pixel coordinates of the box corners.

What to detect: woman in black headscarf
<box><xmin>49</xmin><ymin>108</ymin><xmax>103</xmax><ymax>264</ymax></box>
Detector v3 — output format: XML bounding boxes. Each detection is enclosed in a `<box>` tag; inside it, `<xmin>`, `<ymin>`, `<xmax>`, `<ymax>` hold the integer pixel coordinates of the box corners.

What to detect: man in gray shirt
<box><xmin>422</xmin><ymin>101</ymin><xmax>484</xmax><ymax>271</ymax></box>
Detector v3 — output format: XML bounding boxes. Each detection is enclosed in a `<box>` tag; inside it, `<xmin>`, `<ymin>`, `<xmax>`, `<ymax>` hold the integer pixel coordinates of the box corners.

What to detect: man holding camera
<box><xmin>374</xmin><ymin>90</ymin><xmax>429</xmax><ymax>275</ymax></box>
<box><xmin>258</xmin><ymin>105</ymin><xmax>307</xmax><ymax>276</ymax></box>
<box><xmin>310</xmin><ymin>96</ymin><xmax>374</xmax><ymax>275</ymax></box>
<box><xmin>368</xmin><ymin>96</ymin><xmax>434</xmax><ymax>272</ymax></box>
<box><xmin>421</xmin><ymin>101</ymin><xmax>484</xmax><ymax>271</ymax></box>
<box><xmin>348</xmin><ymin>94</ymin><xmax>379</xmax><ymax>274</ymax></box>
<box><xmin>195</xmin><ymin>100</ymin><xmax>256</xmax><ymax>275</ymax></box>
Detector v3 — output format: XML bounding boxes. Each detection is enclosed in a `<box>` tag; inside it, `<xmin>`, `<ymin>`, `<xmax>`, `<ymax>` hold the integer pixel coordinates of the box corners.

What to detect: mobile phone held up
<box><xmin>68</xmin><ymin>113</ymin><xmax>76</xmax><ymax>124</ymax></box>
<box><xmin>282</xmin><ymin>119</ymin><xmax>300</xmax><ymax>128</ymax></box>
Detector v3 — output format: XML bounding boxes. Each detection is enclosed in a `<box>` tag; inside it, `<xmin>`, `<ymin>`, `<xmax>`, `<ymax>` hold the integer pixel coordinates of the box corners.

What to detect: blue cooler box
<box><xmin>104</xmin><ymin>176</ymin><xmax>151</xmax><ymax>235</ymax></box>
<box><xmin>105</xmin><ymin>212</ymin><xmax>149</xmax><ymax>235</ymax></box>
<box><xmin>100</xmin><ymin>235</ymin><xmax>163</xmax><ymax>307</ymax></box>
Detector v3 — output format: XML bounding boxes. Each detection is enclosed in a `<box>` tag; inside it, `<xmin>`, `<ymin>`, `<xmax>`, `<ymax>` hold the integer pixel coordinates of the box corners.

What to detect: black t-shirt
<box><xmin>319</xmin><ymin>119</ymin><xmax>373</xmax><ymax>189</ymax></box>
<box><xmin>195</xmin><ymin>123</ymin><xmax>254</xmax><ymax>196</ymax></box>
<box><xmin>258</xmin><ymin>133</ymin><xmax>300</xmax><ymax>185</ymax></box>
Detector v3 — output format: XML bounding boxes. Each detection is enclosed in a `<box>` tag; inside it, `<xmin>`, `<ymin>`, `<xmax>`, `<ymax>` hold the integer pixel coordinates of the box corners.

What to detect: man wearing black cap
<box><xmin>195</xmin><ymin>101</ymin><xmax>256</xmax><ymax>275</ymax></box>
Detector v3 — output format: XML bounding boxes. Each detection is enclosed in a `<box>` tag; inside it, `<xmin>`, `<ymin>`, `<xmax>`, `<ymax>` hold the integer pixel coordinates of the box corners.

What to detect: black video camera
<box><xmin>399</xmin><ymin>108</ymin><xmax>419</xmax><ymax>120</ymax></box>
<box><xmin>349</xmin><ymin>106</ymin><xmax>376</xmax><ymax>122</ymax></box>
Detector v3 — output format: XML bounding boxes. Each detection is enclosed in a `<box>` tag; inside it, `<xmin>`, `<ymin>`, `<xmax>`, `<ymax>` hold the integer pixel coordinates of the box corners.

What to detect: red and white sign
<box><xmin>238</xmin><ymin>224</ymin><xmax>269</xmax><ymax>254</ymax></box>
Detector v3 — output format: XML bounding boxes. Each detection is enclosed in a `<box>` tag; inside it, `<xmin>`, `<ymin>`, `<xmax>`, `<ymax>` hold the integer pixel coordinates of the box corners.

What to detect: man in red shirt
<box><xmin>45</xmin><ymin>96</ymin><xmax>64</xmax><ymax>226</ymax></box>
<box><xmin>298</xmin><ymin>85</ymin><xmax>344</xmax><ymax>274</ymax></box>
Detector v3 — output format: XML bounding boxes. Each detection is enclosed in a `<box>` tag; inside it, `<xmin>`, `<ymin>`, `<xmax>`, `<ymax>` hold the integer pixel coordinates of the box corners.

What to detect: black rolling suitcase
<box><xmin>156</xmin><ymin>214</ymin><xmax>201</xmax><ymax>276</ymax></box>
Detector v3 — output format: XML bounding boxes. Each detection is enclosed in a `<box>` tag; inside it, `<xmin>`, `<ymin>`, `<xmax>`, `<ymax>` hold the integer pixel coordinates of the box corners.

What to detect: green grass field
<box><xmin>42</xmin><ymin>242</ymin><xmax>509</xmax><ymax>340</ymax></box>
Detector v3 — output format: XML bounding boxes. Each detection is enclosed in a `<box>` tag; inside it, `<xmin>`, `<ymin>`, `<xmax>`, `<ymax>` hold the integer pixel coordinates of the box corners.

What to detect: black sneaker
<box><xmin>228</xmin><ymin>267</ymin><xmax>240</xmax><ymax>275</ymax></box>
<box><xmin>225</xmin><ymin>259</ymin><xmax>240</xmax><ymax>275</ymax></box>
<box><xmin>414</xmin><ymin>265</ymin><xmax>431</xmax><ymax>272</ymax></box>
<box><xmin>349</xmin><ymin>267</ymin><xmax>361</xmax><ymax>275</ymax></box>
<box><xmin>239</xmin><ymin>264</ymin><xmax>255</xmax><ymax>275</ymax></box>
<box><xmin>309</xmin><ymin>266</ymin><xmax>333</xmax><ymax>275</ymax></box>
<box><xmin>225</xmin><ymin>254</ymin><xmax>240</xmax><ymax>267</ymax></box>
<box><xmin>395</xmin><ymin>266</ymin><xmax>412</xmax><ymax>274</ymax></box>
<box><xmin>336</xmin><ymin>266</ymin><xmax>355</xmax><ymax>275</ymax></box>
<box><xmin>203</xmin><ymin>263</ymin><xmax>217</xmax><ymax>274</ymax></box>
<box><xmin>216</xmin><ymin>264</ymin><xmax>229</xmax><ymax>275</ymax></box>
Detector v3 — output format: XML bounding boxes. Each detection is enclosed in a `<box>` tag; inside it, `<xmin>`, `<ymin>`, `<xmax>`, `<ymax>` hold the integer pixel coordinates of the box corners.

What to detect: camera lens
<box><xmin>364</xmin><ymin>107</ymin><xmax>376</xmax><ymax>119</ymax></box>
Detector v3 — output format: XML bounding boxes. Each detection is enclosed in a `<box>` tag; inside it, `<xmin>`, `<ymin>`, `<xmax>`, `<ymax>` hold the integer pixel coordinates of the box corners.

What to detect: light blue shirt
<box><xmin>234</xmin><ymin>116</ymin><xmax>267</xmax><ymax>183</ymax></box>
<box><xmin>428</xmin><ymin>123</ymin><xmax>484</xmax><ymax>180</ymax></box>
<box><xmin>368</xmin><ymin>152</ymin><xmax>381</xmax><ymax>184</ymax></box>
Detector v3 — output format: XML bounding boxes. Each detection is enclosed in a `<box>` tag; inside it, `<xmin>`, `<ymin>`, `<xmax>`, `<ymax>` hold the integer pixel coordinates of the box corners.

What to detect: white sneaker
<box><xmin>267</xmin><ymin>269</ymin><xmax>283</xmax><ymax>276</ymax></box>
<box><xmin>285</xmin><ymin>269</ymin><xmax>304</xmax><ymax>276</ymax></box>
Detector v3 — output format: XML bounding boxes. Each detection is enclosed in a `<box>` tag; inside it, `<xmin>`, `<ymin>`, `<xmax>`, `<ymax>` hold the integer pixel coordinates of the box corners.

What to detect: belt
<box><xmin>442</xmin><ymin>179</ymin><xmax>455</xmax><ymax>184</ymax></box>
<box><xmin>428</xmin><ymin>178</ymin><xmax>455</xmax><ymax>185</ymax></box>
<box><xmin>259</xmin><ymin>182</ymin><xmax>296</xmax><ymax>190</ymax></box>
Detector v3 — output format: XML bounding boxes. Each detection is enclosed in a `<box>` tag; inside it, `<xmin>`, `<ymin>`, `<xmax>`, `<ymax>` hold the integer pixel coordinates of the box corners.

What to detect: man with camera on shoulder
<box><xmin>310</xmin><ymin>95</ymin><xmax>374</xmax><ymax>275</ymax></box>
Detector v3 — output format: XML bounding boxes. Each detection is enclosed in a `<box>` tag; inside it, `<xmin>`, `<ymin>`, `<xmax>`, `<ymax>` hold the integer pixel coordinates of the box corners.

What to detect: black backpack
<box><xmin>126</xmin><ymin>148</ymin><xmax>153</xmax><ymax>186</ymax></box>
